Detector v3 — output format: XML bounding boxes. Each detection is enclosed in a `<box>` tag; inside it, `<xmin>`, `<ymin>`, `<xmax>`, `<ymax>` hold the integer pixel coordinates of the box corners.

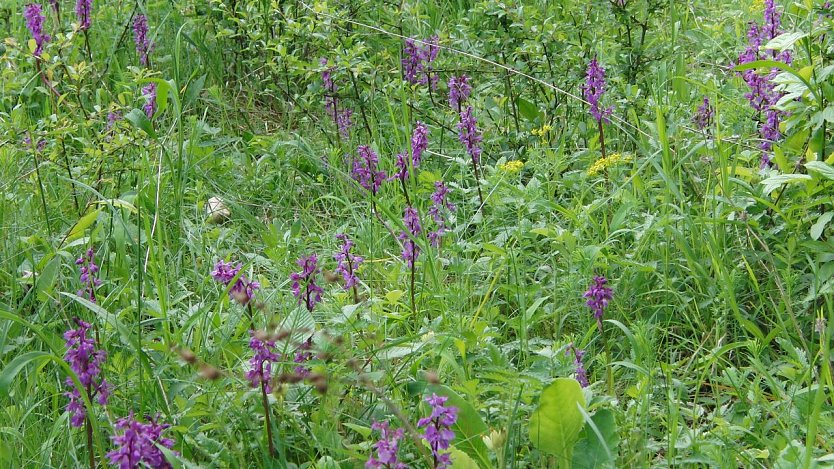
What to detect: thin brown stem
<box><xmin>260</xmin><ymin>381</ymin><xmax>276</xmax><ymax>457</ymax></box>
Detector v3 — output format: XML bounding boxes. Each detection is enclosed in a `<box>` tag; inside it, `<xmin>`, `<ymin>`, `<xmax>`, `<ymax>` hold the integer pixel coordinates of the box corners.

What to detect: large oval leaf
<box><xmin>529</xmin><ymin>378</ymin><xmax>586</xmax><ymax>462</ymax></box>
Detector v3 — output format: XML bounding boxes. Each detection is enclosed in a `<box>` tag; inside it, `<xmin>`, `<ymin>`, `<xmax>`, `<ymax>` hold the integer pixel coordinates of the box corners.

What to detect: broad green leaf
<box><xmin>425</xmin><ymin>384</ymin><xmax>490</xmax><ymax>467</ymax></box>
<box><xmin>0</xmin><ymin>351</ymin><xmax>51</xmax><ymax>394</ymax></box>
<box><xmin>807</xmin><ymin>161</ymin><xmax>834</xmax><ymax>181</ymax></box>
<box><xmin>572</xmin><ymin>409</ymin><xmax>619</xmax><ymax>469</ymax></box>
<box><xmin>529</xmin><ymin>378</ymin><xmax>586</xmax><ymax>462</ymax></box>
<box><xmin>517</xmin><ymin>97</ymin><xmax>540</xmax><ymax>122</ymax></box>
<box><xmin>760</xmin><ymin>174</ymin><xmax>812</xmax><ymax>194</ymax></box>
<box><xmin>764</xmin><ymin>32</ymin><xmax>807</xmax><ymax>52</ymax></box>
<box><xmin>811</xmin><ymin>213</ymin><xmax>833</xmax><ymax>241</ymax></box>
<box><xmin>125</xmin><ymin>108</ymin><xmax>157</xmax><ymax>138</ymax></box>
<box><xmin>65</xmin><ymin>209</ymin><xmax>100</xmax><ymax>244</ymax></box>
<box><xmin>449</xmin><ymin>445</ymin><xmax>480</xmax><ymax>469</ymax></box>
<box><xmin>34</xmin><ymin>255</ymin><xmax>60</xmax><ymax>302</ymax></box>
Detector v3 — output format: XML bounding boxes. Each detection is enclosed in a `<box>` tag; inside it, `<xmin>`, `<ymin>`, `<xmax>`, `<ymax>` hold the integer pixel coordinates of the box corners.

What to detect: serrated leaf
<box><xmin>529</xmin><ymin>378</ymin><xmax>586</xmax><ymax>462</ymax></box>
<box><xmin>760</xmin><ymin>174</ymin><xmax>812</xmax><ymax>194</ymax></box>
<box><xmin>807</xmin><ymin>161</ymin><xmax>834</xmax><ymax>181</ymax></box>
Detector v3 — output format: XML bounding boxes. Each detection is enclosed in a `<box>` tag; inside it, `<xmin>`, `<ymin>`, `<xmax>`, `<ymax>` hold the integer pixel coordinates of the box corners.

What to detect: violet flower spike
<box><xmin>582</xmin><ymin>57</ymin><xmax>613</xmax><ymax>123</ymax></box>
<box><xmin>75</xmin><ymin>0</ymin><xmax>92</xmax><ymax>31</ymax></box>
<box><xmin>293</xmin><ymin>336</ymin><xmax>314</xmax><ymax>378</ymax></box>
<box><xmin>398</xmin><ymin>206</ymin><xmax>422</xmax><ymax>268</ymax></box>
<box><xmin>694</xmin><ymin>97</ymin><xmax>714</xmax><ymax>131</ymax></box>
<box><xmin>366</xmin><ymin>421</ymin><xmax>407</xmax><ymax>469</ymax></box>
<box><xmin>76</xmin><ymin>247</ymin><xmax>102</xmax><ymax>303</ymax></box>
<box><xmin>24</xmin><ymin>4</ymin><xmax>50</xmax><ymax>57</ymax></box>
<box><xmin>63</xmin><ymin>318</ymin><xmax>110</xmax><ymax>427</ymax></box>
<box><xmin>142</xmin><ymin>83</ymin><xmax>157</xmax><ymax>119</ymax></box>
<box><xmin>427</xmin><ymin>181</ymin><xmax>455</xmax><ymax>247</ymax></box>
<box><xmin>321</xmin><ymin>58</ymin><xmax>353</xmax><ymax>137</ymax></box>
<box><xmin>410</xmin><ymin>121</ymin><xmax>429</xmax><ymax>168</ymax></box>
<box><xmin>418</xmin><ymin>394</ymin><xmax>458</xmax><ymax>468</ymax></box>
<box><xmin>211</xmin><ymin>260</ymin><xmax>260</xmax><ymax>305</ymax></box>
<box><xmin>567</xmin><ymin>343</ymin><xmax>589</xmax><ymax>388</ymax></box>
<box><xmin>246</xmin><ymin>330</ymin><xmax>280</xmax><ymax>393</ymax></box>
<box><xmin>402</xmin><ymin>35</ymin><xmax>440</xmax><ymax>88</ymax></box>
<box><xmin>133</xmin><ymin>14</ymin><xmax>154</xmax><ymax>66</ymax></box>
<box><xmin>107</xmin><ymin>412</ymin><xmax>177</xmax><ymax>469</ymax></box>
<box><xmin>448</xmin><ymin>75</ymin><xmax>471</xmax><ymax>110</ymax></box>
<box><xmin>352</xmin><ymin>145</ymin><xmax>386</xmax><ymax>195</ymax></box>
<box><xmin>457</xmin><ymin>106</ymin><xmax>483</xmax><ymax>165</ymax></box>
<box><xmin>290</xmin><ymin>254</ymin><xmax>324</xmax><ymax>312</ymax></box>
<box><xmin>334</xmin><ymin>233</ymin><xmax>363</xmax><ymax>289</ymax></box>
<box><xmin>584</xmin><ymin>276</ymin><xmax>613</xmax><ymax>331</ymax></box>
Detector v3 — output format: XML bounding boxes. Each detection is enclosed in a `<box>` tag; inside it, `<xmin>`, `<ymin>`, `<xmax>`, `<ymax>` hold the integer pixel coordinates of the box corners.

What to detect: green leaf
<box><xmin>807</xmin><ymin>161</ymin><xmax>834</xmax><ymax>181</ymax></box>
<box><xmin>34</xmin><ymin>255</ymin><xmax>60</xmax><ymax>302</ymax></box>
<box><xmin>64</xmin><ymin>209</ymin><xmax>100</xmax><ymax>244</ymax></box>
<box><xmin>529</xmin><ymin>378</ymin><xmax>586</xmax><ymax>462</ymax></box>
<box><xmin>0</xmin><ymin>351</ymin><xmax>51</xmax><ymax>394</ymax></box>
<box><xmin>764</xmin><ymin>32</ymin><xmax>807</xmax><ymax>52</ymax></box>
<box><xmin>811</xmin><ymin>212</ymin><xmax>833</xmax><ymax>241</ymax></box>
<box><xmin>448</xmin><ymin>445</ymin><xmax>480</xmax><ymax>469</ymax></box>
<box><xmin>516</xmin><ymin>97</ymin><xmax>540</xmax><ymax>122</ymax></box>
<box><xmin>572</xmin><ymin>409</ymin><xmax>619</xmax><ymax>469</ymax></box>
<box><xmin>425</xmin><ymin>384</ymin><xmax>490</xmax><ymax>467</ymax></box>
<box><xmin>125</xmin><ymin>108</ymin><xmax>157</xmax><ymax>138</ymax></box>
<box><xmin>760</xmin><ymin>174</ymin><xmax>812</xmax><ymax>194</ymax></box>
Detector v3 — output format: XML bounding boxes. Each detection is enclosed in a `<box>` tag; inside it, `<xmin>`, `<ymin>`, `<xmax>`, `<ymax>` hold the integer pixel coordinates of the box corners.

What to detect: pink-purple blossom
<box><xmin>142</xmin><ymin>83</ymin><xmax>157</xmax><ymax>119</ymax></box>
<box><xmin>410</xmin><ymin>121</ymin><xmax>429</xmax><ymax>168</ymax></box>
<box><xmin>693</xmin><ymin>97</ymin><xmax>714</xmax><ymax>131</ymax></box>
<box><xmin>366</xmin><ymin>421</ymin><xmax>407</xmax><ymax>469</ymax></box>
<box><xmin>63</xmin><ymin>318</ymin><xmax>110</xmax><ymax>427</ymax></box>
<box><xmin>427</xmin><ymin>181</ymin><xmax>455</xmax><ymax>247</ymax></box>
<box><xmin>290</xmin><ymin>254</ymin><xmax>324</xmax><ymax>312</ymax></box>
<box><xmin>246</xmin><ymin>330</ymin><xmax>280</xmax><ymax>393</ymax></box>
<box><xmin>76</xmin><ymin>247</ymin><xmax>102</xmax><ymax>303</ymax></box>
<box><xmin>211</xmin><ymin>260</ymin><xmax>260</xmax><ymax>305</ymax></box>
<box><xmin>133</xmin><ymin>14</ymin><xmax>154</xmax><ymax>66</ymax></box>
<box><xmin>582</xmin><ymin>57</ymin><xmax>613</xmax><ymax>123</ymax></box>
<box><xmin>398</xmin><ymin>206</ymin><xmax>422</xmax><ymax>268</ymax></box>
<box><xmin>75</xmin><ymin>0</ymin><xmax>92</xmax><ymax>31</ymax></box>
<box><xmin>584</xmin><ymin>276</ymin><xmax>613</xmax><ymax>331</ymax></box>
<box><xmin>24</xmin><ymin>4</ymin><xmax>50</xmax><ymax>57</ymax></box>
<box><xmin>457</xmin><ymin>106</ymin><xmax>482</xmax><ymax>165</ymax></box>
<box><xmin>107</xmin><ymin>412</ymin><xmax>176</xmax><ymax>469</ymax></box>
<box><xmin>448</xmin><ymin>75</ymin><xmax>472</xmax><ymax>110</ymax></box>
<box><xmin>418</xmin><ymin>394</ymin><xmax>458</xmax><ymax>468</ymax></box>
<box><xmin>334</xmin><ymin>234</ymin><xmax>363</xmax><ymax>289</ymax></box>
<box><xmin>567</xmin><ymin>343</ymin><xmax>589</xmax><ymax>388</ymax></box>
<box><xmin>402</xmin><ymin>36</ymin><xmax>439</xmax><ymax>88</ymax></box>
<box><xmin>352</xmin><ymin>145</ymin><xmax>387</xmax><ymax>195</ymax></box>
<box><xmin>321</xmin><ymin>58</ymin><xmax>354</xmax><ymax>137</ymax></box>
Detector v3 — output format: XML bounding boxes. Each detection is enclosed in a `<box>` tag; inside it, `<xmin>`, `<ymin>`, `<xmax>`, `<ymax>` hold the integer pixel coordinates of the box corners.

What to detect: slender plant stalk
<box><xmin>260</xmin><ymin>381</ymin><xmax>276</xmax><ymax>457</ymax></box>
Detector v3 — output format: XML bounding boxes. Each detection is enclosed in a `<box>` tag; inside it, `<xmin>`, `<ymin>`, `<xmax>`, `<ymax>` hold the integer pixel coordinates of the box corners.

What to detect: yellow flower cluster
<box><xmin>751</xmin><ymin>0</ymin><xmax>764</xmax><ymax>11</ymax></box>
<box><xmin>587</xmin><ymin>152</ymin><xmax>632</xmax><ymax>176</ymax></box>
<box><xmin>531</xmin><ymin>124</ymin><xmax>553</xmax><ymax>138</ymax></box>
<box><xmin>498</xmin><ymin>160</ymin><xmax>525</xmax><ymax>173</ymax></box>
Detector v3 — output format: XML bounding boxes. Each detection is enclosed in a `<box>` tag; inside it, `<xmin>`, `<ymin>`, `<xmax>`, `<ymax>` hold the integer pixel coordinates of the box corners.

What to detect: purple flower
<box><xmin>448</xmin><ymin>75</ymin><xmax>472</xmax><ymax>110</ymax></box>
<box><xmin>321</xmin><ymin>58</ymin><xmax>354</xmax><ymax>137</ymax></box>
<box><xmin>63</xmin><ymin>318</ymin><xmax>110</xmax><ymax>427</ymax></box>
<box><xmin>584</xmin><ymin>276</ymin><xmax>613</xmax><ymax>331</ymax></box>
<box><xmin>142</xmin><ymin>83</ymin><xmax>157</xmax><ymax>119</ymax></box>
<box><xmin>290</xmin><ymin>254</ymin><xmax>324</xmax><ymax>312</ymax></box>
<box><xmin>735</xmin><ymin>0</ymin><xmax>792</xmax><ymax>168</ymax></box>
<box><xmin>211</xmin><ymin>260</ymin><xmax>260</xmax><ymax>305</ymax></box>
<box><xmin>76</xmin><ymin>247</ymin><xmax>102</xmax><ymax>303</ymax></box>
<box><xmin>75</xmin><ymin>0</ymin><xmax>92</xmax><ymax>31</ymax></box>
<box><xmin>366</xmin><ymin>421</ymin><xmax>407</xmax><ymax>469</ymax></box>
<box><xmin>107</xmin><ymin>412</ymin><xmax>176</xmax><ymax>469</ymax></box>
<box><xmin>293</xmin><ymin>336</ymin><xmax>314</xmax><ymax>378</ymax></box>
<box><xmin>24</xmin><ymin>4</ymin><xmax>50</xmax><ymax>57</ymax></box>
<box><xmin>393</xmin><ymin>152</ymin><xmax>409</xmax><ymax>182</ymax></box>
<box><xmin>334</xmin><ymin>234</ymin><xmax>363</xmax><ymax>289</ymax></box>
<box><xmin>693</xmin><ymin>97</ymin><xmax>714</xmax><ymax>131</ymax></box>
<box><xmin>352</xmin><ymin>145</ymin><xmax>387</xmax><ymax>195</ymax></box>
<box><xmin>402</xmin><ymin>36</ymin><xmax>439</xmax><ymax>88</ymax></box>
<box><xmin>106</xmin><ymin>111</ymin><xmax>122</xmax><ymax>131</ymax></box>
<box><xmin>398</xmin><ymin>206</ymin><xmax>422</xmax><ymax>268</ymax></box>
<box><xmin>427</xmin><ymin>181</ymin><xmax>455</xmax><ymax>247</ymax></box>
<box><xmin>410</xmin><ymin>121</ymin><xmax>429</xmax><ymax>168</ymax></box>
<box><xmin>457</xmin><ymin>106</ymin><xmax>482</xmax><ymax>165</ymax></box>
<box><xmin>418</xmin><ymin>394</ymin><xmax>458</xmax><ymax>468</ymax></box>
<box><xmin>567</xmin><ymin>343</ymin><xmax>589</xmax><ymax>388</ymax></box>
<box><xmin>245</xmin><ymin>330</ymin><xmax>280</xmax><ymax>393</ymax></box>
<box><xmin>133</xmin><ymin>14</ymin><xmax>154</xmax><ymax>66</ymax></box>
<box><xmin>582</xmin><ymin>57</ymin><xmax>613</xmax><ymax>123</ymax></box>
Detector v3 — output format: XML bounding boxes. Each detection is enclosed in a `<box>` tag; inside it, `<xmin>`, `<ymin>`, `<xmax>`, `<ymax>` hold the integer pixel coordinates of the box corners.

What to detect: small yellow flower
<box><xmin>498</xmin><ymin>160</ymin><xmax>524</xmax><ymax>173</ymax></box>
<box><xmin>531</xmin><ymin>124</ymin><xmax>553</xmax><ymax>140</ymax></box>
<box><xmin>751</xmin><ymin>0</ymin><xmax>764</xmax><ymax>11</ymax></box>
<box><xmin>587</xmin><ymin>152</ymin><xmax>632</xmax><ymax>176</ymax></box>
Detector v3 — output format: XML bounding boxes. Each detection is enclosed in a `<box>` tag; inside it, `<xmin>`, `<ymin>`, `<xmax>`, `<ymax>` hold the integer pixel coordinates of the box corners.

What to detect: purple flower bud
<box><xmin>107</xmin><ymin>412</ymin><xmax>176</xmax><ymax>469</ymax></box>
<box><xmin>427</xmin><ymin>181</ymin><xmax>455</xmax><ymax>247</ymax></box>
<box><xmin>142</xmin><ymin>83</ymin><xmax>157</xmax><ymax>119</ymax></box>
<box><xmin>398</xmin><ymin>206</ymin><xmax>422</xmax><ymax>268</ymax></box>
<box><xmin>457</xmin><ymin>106</ymin><xmax>482</xmax><ymax>165</ymax></box>
<box><xmin>246</xmin><ymin>330</ymin><xmax>280</xmax><ymax>393</ymax></box>
<box><xmin>584</xmin><ymin>276</ymin><xmax>613</xmax><ymax>331</ymax></box>
<box><xmin>133</xmin><ymin>14</ymin><xmax>154</xmax><ymax>66</ymax></box>
<box><xmin>582</xmin><ymin>57</ymin><xmax>613</xmax><ymax>123</ymax></box>
<box><xmin>334</xmin><ymin>233</ymin><xmax>363</xmax><ymax>289</ymax></box>
<box><xmin>352</xmin><ymin>145</ymin><xmax>386</xmax><ymax>195</ymax></box>
<box><xmin>402</xmin><ymin>36</ymin><xmax>439</xmax><ymax>88</ymax></box>
<box><xmin>410</xmin><ymin>121</ymin><xmax>428</xmax><ymax>168</ymax></box>
<box><xmin>63</xmin><ymin>318</ymin><xmax>109</xmax><ymax>427</ymax></box>
<box><xmin>448</xmin><ymin>75</ymin><xmax>471</xmax><ymax>110</ymax></box>
<box><xmin>75</xmin><ymin>0</ymin><xmax>92</xmax><ymax>31</ymax></box>
<box><xmin>693</xmin><ymin>97</ymin><xmax>714</xmax><ymax>131</ymax></box>
<box><xmin>567</xmin><ymin>343</ymin><xmax>589</xmax><ymax>387</ymax></box>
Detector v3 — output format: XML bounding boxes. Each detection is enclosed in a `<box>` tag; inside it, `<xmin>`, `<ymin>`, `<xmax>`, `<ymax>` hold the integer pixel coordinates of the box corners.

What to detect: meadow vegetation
<box><xmin>1</xmin><ymin>0</ymin><xmax>834</xmax><ymax>467</ymax></box>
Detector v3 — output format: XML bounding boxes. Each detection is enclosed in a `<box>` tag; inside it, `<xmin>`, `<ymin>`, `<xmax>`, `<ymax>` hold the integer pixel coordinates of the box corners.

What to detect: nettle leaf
<box><xmin>806</xmin><ymin>161</ymin><xmax>834</xmax><ymax>181</ymax></box>
<box><xmin>811</xmin><ymin>212</ymin><xmax>833</xmax><ymax>241</ymax></box>
<box><xmin>764</xmin><ymin>32</ymin><xmax>807</xmax><ymax>52</ymax></box>
<box><xmin>425</xmin><ymin>384</ymin><xmax>490</xmax><ymax>467</ymax></box>
<box><xmin>529</xmin><ymin>378</ymin><xmax>586</xmax><ymax>462</ymax></box>
<box><xmin>760</xmin><ymin>174</ymin><xmax>811</xmax><ymax>194</ymax></box>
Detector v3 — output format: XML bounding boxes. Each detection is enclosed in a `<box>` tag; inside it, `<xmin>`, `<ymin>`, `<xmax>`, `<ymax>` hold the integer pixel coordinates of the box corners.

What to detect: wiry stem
<box><xmin>260</xmin><ymin>381</ymin><xmax>276</xmax><ymax>457</ymax></box>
